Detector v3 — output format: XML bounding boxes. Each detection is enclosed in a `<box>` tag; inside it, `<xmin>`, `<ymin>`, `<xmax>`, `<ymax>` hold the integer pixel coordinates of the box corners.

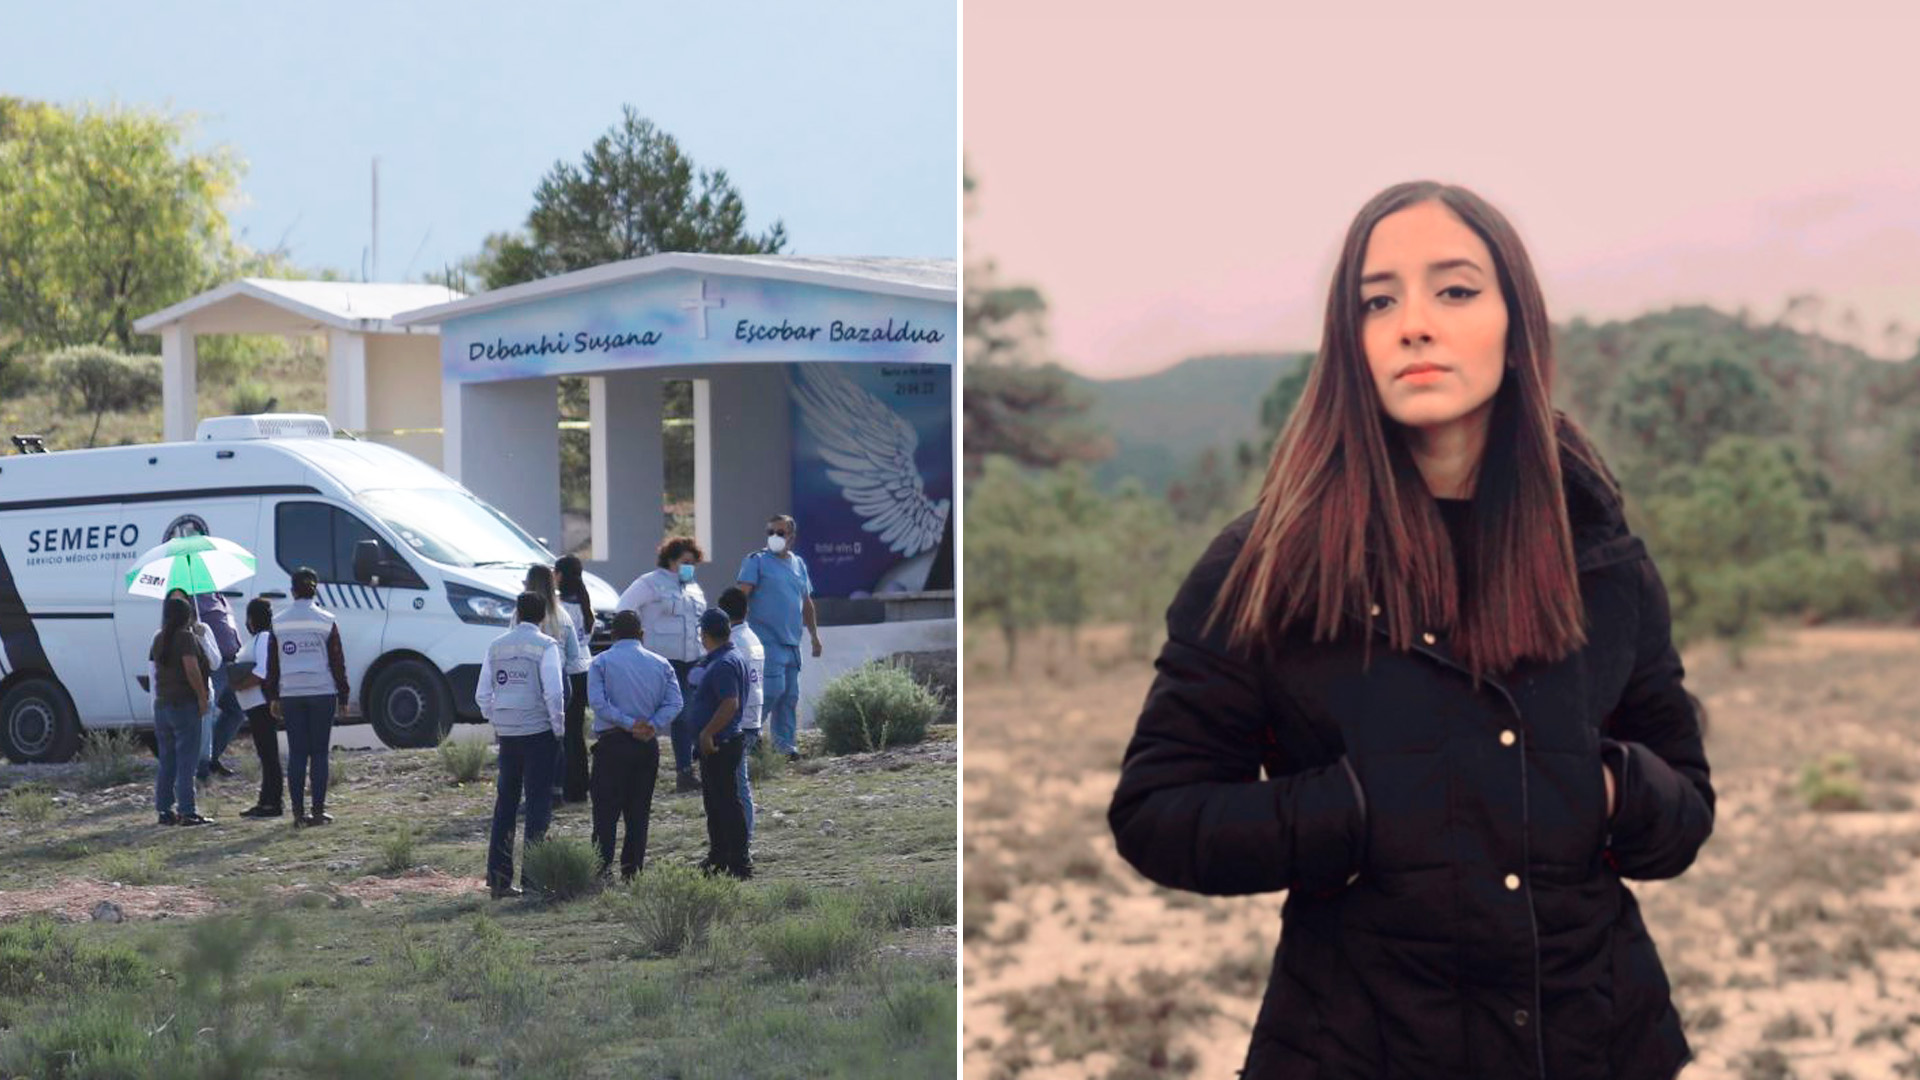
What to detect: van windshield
<box><xmin>356</xmin><ymin>488</ymin><xmax>554</xmax><ymax>569</ymax></box>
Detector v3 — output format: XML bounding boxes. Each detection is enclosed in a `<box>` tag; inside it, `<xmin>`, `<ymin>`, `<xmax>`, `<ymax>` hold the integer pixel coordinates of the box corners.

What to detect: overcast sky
<box><xmin>4</xmin><ymin>0</ymin><xmax>957</xmax><ymax>280</ymax></box>
<box><xmin>966</xmin><ymin>3</ymin><xmax>1920</xmax><ymax>377</ymax></box>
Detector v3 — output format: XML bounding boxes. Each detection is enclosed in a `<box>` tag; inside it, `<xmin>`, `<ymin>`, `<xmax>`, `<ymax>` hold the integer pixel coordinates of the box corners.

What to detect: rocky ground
<box><xmin>963</xmin><ymin>624</ymin><xmax>1920</xmax><ymax>1080</ymax></box>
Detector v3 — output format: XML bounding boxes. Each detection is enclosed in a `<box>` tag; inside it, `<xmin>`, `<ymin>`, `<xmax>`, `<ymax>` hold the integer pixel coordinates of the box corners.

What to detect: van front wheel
<box><xmin>368</xmin><ymin>660</ymin><xmax>454</xmax><ymax>750</ymax></box>
<box><xmin>0</xmin><ymin>678</ymin><xmax>82</xmax><ymax>763</ymax></box>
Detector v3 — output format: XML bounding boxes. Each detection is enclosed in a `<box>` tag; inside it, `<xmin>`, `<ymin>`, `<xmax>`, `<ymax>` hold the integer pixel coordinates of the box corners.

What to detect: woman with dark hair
<box><xmin>149</xmin><ymin>595</ymin><xmax>212</xmax><ymax>826</ymax></box>
<box><xmin>554</xmin><ymin>555</ymin><xmax>596</xmax><ymax>803</ymax></box>
<box><xmin>522</xmin><ymin>563</ymin><xmax>583</xmax><ymax>802</ymax></box>
<box><xmin>1109</xmin><ymin>182</ymin><xmax>1713</xmax><ymax>1080</ymax></box>
<box><xmin>230</xmin><ymin>597</ymin><xmax>283</xmax><ymax>818</ymax></box>
<box><xmin>616</xmin><ymin>536</ymin><xmax>708</xmax><ymax>793</ymax></box>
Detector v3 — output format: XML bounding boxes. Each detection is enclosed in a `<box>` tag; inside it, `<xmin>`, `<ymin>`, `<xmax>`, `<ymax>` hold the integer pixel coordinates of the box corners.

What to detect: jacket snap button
<box><xmin>1514</xmin><ymin>1009</ymin><xmax>1529</xmax><ymax>1027</ymax></box>
<box><xmin>1499</xmin><ymin>730</ymin><xmax>1516</xmax><ymax>747</ymax></box>
<box><xmin>1504</xmin><ymin>873</ymin><xmax>1521</xmax><ymax>891</ymax></box>
<box><xmin>1421</xmin><ymin>632</ymin><xmax>1437</xmax><ymax>645</ymax></box>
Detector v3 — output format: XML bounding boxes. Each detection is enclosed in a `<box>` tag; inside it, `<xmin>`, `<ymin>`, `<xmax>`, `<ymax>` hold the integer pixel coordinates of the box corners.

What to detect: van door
<box><xmin>2</xmin><ymin>501</ymin><xmax>138</xmax><ymax>736</ymax></box>
<box><xmin>112</xmin><ymin>497</ymin><xmax>263</xmax><ymax>725</ymax></box>
<box><xmin>257</xmin><ymin>496</ymin><xmax>406</xmax><ymax>720</ymax></box>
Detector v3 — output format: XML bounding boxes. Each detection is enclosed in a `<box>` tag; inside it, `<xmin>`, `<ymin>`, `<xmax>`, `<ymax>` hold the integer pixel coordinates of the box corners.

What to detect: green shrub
<box><xmin>0</xmin><ymin>918</ymin><xmax>153</xmax><ymax>1002</ymax></box>
<box><xmin>626</xmin><ymin>978</ymin><xmax>674</xmax><ymax>1018</ymax></box>
<box><xmin>433</xmin><ymin>915</ymin><xmax>542</xmax><ymax>1022</ymax></box>
<box><xmin>857</xmin><ymin>875</ymin><xmax>958</xmax><ymax>930</ymax></box>
<box><xmin>0</xmin><ymin>994</ymin><xmax>159</xmax><ymax>1079</ymax></box>
<box><xmin>39</xmin><ymin>346</ymin><xmax>162</xmax><ymax>449</ymax></box>
<box><xmin>325</xmin><ymin>750</ymin><xmax>350</xmax><ymax>789</ymax></box>
<box><xmin>880</xmin><ymin>981</ymin><xmax>954</xmax><ymax>1043</ymax></box>
<box><xmin>78</xmin><ymin>729</ymin><xmax>142</xmax><ymax>788</ymax></box>
<box><xmin>3</xmin><ymin>785</ymin><xmax>53</xmax><ymax>824</ymax></box>
<box><xmin>749</xmin><ymin>734</ymin><xmax>789</xmax><ymax>783</ymax></box>
<box><xmin>813</xmin><ymin>660</ymin><xmax>942</xmax><ymax>756</ymax></box>
<box><xmin>378</xmin><ymin>825</ymin><xmax>416</xmax><ymax>875</ymax></box>
<box><xmin>228</xmin><ymin>379</ymin><xmax>273</xmax><ymax>415</ymax></box>
<box><xmin>1799</xmin><ymin>752</ymin><xmax>1867</xmax><ymax>811</ymax></box>
<box><xmin>522</xmin><ymin>836</ymin><xmax>600</xmax><ymax>902</ymax></box>
<box><xmin>0</xmin><ymin>911</ymin><xmax>455</xmax><ymax>1077</ymax></box>
<box><xmin>756</xmin><ymin>903</ymin><xmax>872</xmax><ymax>980</ymax></box>
<box><xmin>437</xmin><ymin>736</ymin><xmax>489</xmax><ymax>783</ymax></box>
<box><xmin>1748</xmin><ymin>550</ymin><xmax>1887</xmax><ymax>622</ymax></box>
<box><xmin>599</xmin><ymin>864</ymin><xmax>741</xmax><ymax>956</ymax></box>
<box><xmin>755</xmin><ymin>878</ymin><xmax>813</xmax><ymax>918</ymax></box>
<box><xmin>98</xmin><ymin>847</ymin><xmax>171</xmax><ymax>886</ymax></box>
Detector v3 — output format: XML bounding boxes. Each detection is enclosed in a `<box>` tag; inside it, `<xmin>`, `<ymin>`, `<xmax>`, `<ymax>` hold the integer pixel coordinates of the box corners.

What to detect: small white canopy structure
<box><xmin>133</xmin><ymin>279</ymin><xmax>463</xmax><ymax>450</ymax></box>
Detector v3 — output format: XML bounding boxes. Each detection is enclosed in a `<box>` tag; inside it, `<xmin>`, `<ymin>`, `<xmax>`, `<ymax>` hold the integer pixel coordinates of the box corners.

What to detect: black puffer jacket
<box><xmin>1109</xmin><ymin>457</ymin><xmax>1713</xmax><ymax>1080</ymax></box>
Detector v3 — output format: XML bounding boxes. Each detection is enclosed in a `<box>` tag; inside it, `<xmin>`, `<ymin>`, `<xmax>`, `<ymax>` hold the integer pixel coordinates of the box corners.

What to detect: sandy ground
<box><xmin>963</xmin><ymin>623</ymin><xmax>1920</xmax><ymax>1080</ymax></box>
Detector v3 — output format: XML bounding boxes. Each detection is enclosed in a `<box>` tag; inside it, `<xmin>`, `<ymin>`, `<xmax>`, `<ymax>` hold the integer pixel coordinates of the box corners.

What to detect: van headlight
<box><xmin>447</xmin><ymin>582</ymin><xmax>514</xmax><ymax>626</ymax></box>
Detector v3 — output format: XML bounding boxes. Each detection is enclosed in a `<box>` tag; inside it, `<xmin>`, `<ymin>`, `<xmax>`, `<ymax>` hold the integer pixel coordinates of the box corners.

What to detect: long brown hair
<box><xmin>1214</xmin><ymin>181</ymin><xmax>1615</xmax><ymax>678</ymax></box>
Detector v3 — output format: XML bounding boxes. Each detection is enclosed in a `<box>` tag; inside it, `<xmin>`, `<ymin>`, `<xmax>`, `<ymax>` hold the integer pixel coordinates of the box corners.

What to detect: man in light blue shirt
<box><xmin>736</xmin><ymin>514</ymin><xmax>821</xmax><ymax>761</ymax></box>
<box><xmin>587</xmin><ymin>611</ymin><xmax>683</xmax><ymax>881</ymax></box>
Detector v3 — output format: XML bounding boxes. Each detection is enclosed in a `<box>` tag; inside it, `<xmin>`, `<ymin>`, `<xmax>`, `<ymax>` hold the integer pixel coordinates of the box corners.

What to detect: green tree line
<box><xmin>965</xmin><ymin>266</ymin><xmax>1920</xmax><ymax>667</ymax></box>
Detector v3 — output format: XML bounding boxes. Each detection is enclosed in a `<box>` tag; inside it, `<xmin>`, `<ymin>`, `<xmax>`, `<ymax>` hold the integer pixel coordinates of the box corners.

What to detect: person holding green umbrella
<box><xmin>127</xmin><ymin>533</ymin><xmax>260</xmax><ymax>816</ymax></box>
<box><xmin>148</xmin><ymin>595</ymin><xmax>213</xmax><ymax>826</ymax></box>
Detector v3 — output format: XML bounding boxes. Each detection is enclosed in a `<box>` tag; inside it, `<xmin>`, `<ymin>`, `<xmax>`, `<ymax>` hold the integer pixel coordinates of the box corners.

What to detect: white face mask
<box><xmin>767</xmin><ymin>534</ymin><xmax>788</xmax><ymax>555</ymax></box>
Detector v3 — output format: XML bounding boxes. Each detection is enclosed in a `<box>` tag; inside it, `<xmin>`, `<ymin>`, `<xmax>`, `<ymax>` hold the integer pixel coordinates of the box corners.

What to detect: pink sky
<box><xmin>966</xmin><ymin>6</ymin><xmax>1920</xmax><ymax>377</ymax></box>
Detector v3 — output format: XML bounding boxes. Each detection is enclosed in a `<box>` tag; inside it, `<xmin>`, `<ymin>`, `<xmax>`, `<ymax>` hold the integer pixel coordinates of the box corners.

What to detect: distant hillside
<box><xmin>1068</xmin><ymin>308</ymin><xmax>1920</xmax><ymax>498</ymax></box>
<box><xmin>1071</xmin><ymin>352</ymin><xmax>1307</xmax><ymax>494</ymax></box>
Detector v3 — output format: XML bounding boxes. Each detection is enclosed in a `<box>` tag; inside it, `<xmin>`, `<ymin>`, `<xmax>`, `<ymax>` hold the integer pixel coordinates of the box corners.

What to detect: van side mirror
<box><xmin>352</xmin><ymin>540</ymin><xmax>382</xmax><ymax>585</ymax></box>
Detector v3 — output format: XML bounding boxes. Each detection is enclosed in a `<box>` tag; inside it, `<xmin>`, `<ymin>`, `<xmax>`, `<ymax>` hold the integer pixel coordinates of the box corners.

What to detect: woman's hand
<box><xmin>270</xmin><ymin>700</ymin><xmax>282</xmax><ymax>721</ymax></box>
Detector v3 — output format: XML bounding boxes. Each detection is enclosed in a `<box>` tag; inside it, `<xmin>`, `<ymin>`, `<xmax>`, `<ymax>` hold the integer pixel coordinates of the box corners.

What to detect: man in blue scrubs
<box><xmin>735</xmin><ymin>514</ymin><xmax>822</xmax><ymax>761</ymax></box>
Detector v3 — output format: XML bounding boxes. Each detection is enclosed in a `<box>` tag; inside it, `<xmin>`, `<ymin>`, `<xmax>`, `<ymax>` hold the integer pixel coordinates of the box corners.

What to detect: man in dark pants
<box><xmin>264</xmin><ymin>568</ymin><xmax>350</xmax><ymax>826</ymax></box>
<box><xmin>586</xmin><ymin>612</ymin><xmax>683</xmax><ymax>881</ymax></box>
<box><xmin>476</xmin><ymin>592</ymin><xmax>566</xmax><ymax>899</ymax></box>
<box><xmin>685</xmin><ymin>609</ymin><xmax>751</xmax><ymax>879</ymax></box>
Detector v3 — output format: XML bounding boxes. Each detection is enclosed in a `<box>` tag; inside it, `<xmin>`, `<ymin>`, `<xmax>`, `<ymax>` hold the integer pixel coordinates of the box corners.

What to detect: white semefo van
<box><xmin>0</xmin><ymin>414</ymin><xmax>616</xmax><ymax>762</ymax></box>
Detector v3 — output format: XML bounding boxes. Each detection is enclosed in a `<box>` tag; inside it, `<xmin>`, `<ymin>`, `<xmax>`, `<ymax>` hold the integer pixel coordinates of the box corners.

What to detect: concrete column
<box><xmin>588</xmin><ymin>373</ymin><xmax>664</xmax><ymax>588</ymax></box>
<box><xmin>160</xmin><ymin>325</ymin><xmax>198</xmax><ymax>442</ymax></box>
<box><xmin>692</xmin><ymin>378</ymin><xmax>714</xmax><ymax>564</ymax></box>
<box><xmin>698</xmin><ymin>363</ymin><xmax>793</xmax><ymax>595</ymax></box>
<box><xmin>443</xmin><ymin>378</ymin><xmax>562</xmax><ymax>554</ymax></box>
<box><xmin>327</xmin><ymin>331</ymin><xmax>369</xmax><ymax>434</ymax></box>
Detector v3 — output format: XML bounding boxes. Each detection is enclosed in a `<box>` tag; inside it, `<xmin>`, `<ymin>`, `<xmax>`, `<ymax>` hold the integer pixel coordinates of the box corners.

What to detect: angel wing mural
<box><xmin>790</xmin><ymin>365</ymin><xmax>952</xmax><ymax>582</ymax></box>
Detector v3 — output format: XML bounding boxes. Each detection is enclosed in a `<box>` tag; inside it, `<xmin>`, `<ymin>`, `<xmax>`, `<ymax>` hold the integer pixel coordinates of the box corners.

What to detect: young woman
<box><xmin>149</xmin><ymin>595</ymin><xmax>212</xmax><ymax>826</ymax></box>
<box><xmin>523</xmin><ymin>563</ymin><xmax>584</xmax><ymax>801</ymax></box>
<box><xmin>1109</xmin><ymin>182</ymin><xmax>1714</xmax><ymax>1080</ymax></box>
<box><xmin>554</xmin><ymin>555</ymin><xmax>597</xmax><ymax>803</ymax></box>
<box><xmin>230</xmin><ymin>597</ymin><xmax>283</xmax><ymax>818</ymax></box>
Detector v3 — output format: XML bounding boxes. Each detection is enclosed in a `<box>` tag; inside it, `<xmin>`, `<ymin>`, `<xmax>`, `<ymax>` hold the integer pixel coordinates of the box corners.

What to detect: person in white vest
<box><xmin>616</xmin><ymin>536</ymin><xmax>707</xmax><ymax>795</ymax></box>
<box><xmin>477</xmin><ymin>591</ymin><xmax>566</xmax><ymax>899</ymax></box>
<box><xmin>717</xmin><ymin>587</ymin><xmax>765</xmax><ymax>858</ymax></box>
<box><xmin>263</xmin><ymin>568</ymin><xmax>350</xmax><ymax>827</ymax></box>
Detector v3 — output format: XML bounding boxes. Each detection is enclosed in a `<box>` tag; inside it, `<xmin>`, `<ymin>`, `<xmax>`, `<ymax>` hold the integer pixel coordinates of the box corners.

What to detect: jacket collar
<box><xmin>1559</xmin><ymin>447</ymin><xmax>1646</xmax><ymax>574</ymax></box>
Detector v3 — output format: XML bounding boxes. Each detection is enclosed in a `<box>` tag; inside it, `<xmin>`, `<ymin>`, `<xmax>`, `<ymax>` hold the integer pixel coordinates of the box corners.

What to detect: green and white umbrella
<box><xmin>124</xmin><ymin>536</ymin><xmax>258</xmax><ymax>599</ymax></box>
